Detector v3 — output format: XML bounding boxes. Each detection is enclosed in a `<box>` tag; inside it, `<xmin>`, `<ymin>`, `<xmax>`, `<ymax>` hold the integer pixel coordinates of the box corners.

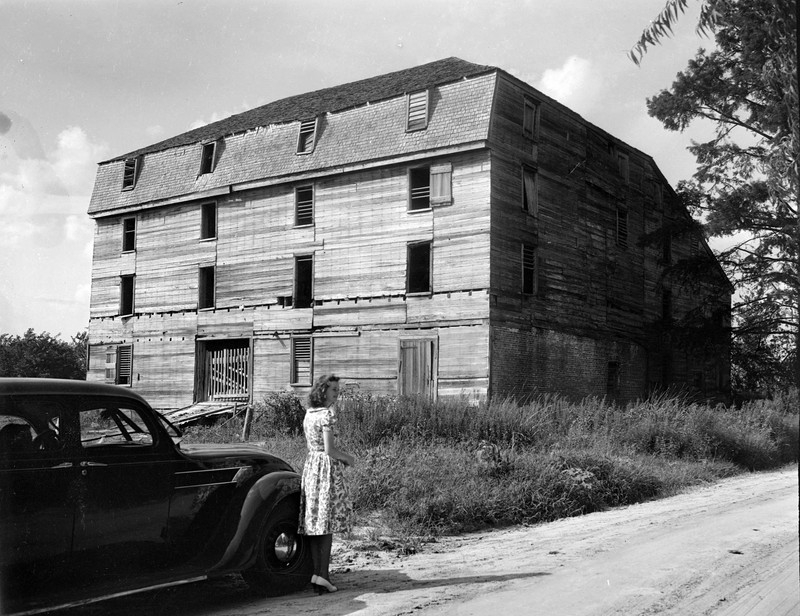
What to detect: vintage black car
<box><xmin>0</xmin><ymin>378</ymin><xmax>312</xmax><ymax>615</ymax></box>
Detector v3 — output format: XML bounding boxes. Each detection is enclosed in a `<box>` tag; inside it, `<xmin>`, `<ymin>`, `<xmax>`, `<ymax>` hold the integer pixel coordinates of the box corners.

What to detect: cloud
<box><xmin>535</xmin><ymin>55</ymin><xmax>601</xmax><ymax>115</ymax></box>
<box><xmin>0</xmin><ymin>121</ymin><xmax>107</xmax><ymax>335</ymax></box>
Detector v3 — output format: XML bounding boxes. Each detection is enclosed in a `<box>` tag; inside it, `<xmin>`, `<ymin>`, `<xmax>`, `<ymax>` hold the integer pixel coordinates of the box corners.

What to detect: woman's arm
<box><xmin>323</xmin><ymin>429</ymin><xmax>355</xmax><ymax>466</ymax></box>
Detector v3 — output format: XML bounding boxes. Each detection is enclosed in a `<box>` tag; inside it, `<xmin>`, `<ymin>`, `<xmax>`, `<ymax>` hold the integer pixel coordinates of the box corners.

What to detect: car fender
<box><xmin>210</xmin><ymin>470</ymin><xmax>301</xmax><ymax>572</ymax></box>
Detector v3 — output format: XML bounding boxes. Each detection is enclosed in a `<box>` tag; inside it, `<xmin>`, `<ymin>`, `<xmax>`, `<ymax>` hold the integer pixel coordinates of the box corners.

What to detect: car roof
<box><xmin>0</xmin><ymin>378</ymin><xmax>150</xmax><ymax>404</ymax></box>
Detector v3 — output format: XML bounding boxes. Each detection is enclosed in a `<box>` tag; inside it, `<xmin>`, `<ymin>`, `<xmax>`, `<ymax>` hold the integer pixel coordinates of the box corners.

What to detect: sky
<box><xmin>0</xmin><ymin>0</ymin><xmax>715</xmax><ymax>338</ymax></box>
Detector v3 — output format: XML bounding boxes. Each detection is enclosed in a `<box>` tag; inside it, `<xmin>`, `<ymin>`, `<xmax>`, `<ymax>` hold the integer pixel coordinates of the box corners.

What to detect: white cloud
<box><xmin>535</xmin><ymin>55</ymin><xmax>601</xmax><ymax>115</ymax></box>
<box><xmin>0</xmin><ymin>124</ymin><xmax>106</xmax><ymax>335</ymax></box>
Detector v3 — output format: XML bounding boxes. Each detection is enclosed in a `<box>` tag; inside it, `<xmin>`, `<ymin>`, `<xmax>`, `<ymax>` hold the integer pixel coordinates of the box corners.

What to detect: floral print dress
<box><xmin>298</xmin><ymin>407</ymin><xmax>353</xmax><ymax>535</ymax></box>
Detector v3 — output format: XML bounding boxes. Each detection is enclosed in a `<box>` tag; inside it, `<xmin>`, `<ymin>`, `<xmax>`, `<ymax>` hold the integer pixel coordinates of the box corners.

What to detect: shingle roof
<box><xmin>108</xmin><ymin>57</ymin><xmax>496</xmax><ymax>163</ymax></box>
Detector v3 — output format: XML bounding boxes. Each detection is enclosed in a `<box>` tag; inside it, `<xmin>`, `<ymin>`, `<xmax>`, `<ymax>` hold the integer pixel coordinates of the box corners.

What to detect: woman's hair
<box><xmin>307</xmin><ymin>374</ymin><xmax>340</xmax><ymax>408</ymax></box>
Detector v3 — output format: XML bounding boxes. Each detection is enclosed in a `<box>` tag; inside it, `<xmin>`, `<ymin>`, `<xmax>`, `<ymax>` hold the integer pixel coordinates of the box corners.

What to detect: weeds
<box><xmin>182</xmin><ymin>388</ymin><xmax>799</xmax><ymax>540</ymax></box>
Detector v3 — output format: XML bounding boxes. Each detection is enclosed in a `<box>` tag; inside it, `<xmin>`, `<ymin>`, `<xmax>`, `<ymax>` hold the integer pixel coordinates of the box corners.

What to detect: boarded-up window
<box><xmin>407</xmin><ymin>241</ymin><xmax>431</xmax><ymax>294</ymax></box>
<box><xmin>617</xmin><ymin>152</ymin><xmax>629</xmax><ymax>184</ymax></box>
<box><xmin>199</xmin><ymin>141</ymin><xmax>217</xmax><ymax>174</ymax></box>
<box><xmin>201</xmin><ymin>202</ymin><xmax>217</xmax><ymax>239</ymax></box>
<box><xmin>120</xmin><ymin>275</ymin><xmax>135</xmax><ymax>316</ymax></box>
<box><xmin>294</xmin><ymin>255</ymin><xmax>313</xmax><ymax>308</ymax></box>
<box><xmin>122</xmin><ymin>157</ymin><xmax>139</xmax><ymax>191</ymax></box>
<box><xmin>296</xmin><ymin>118</ymin><xmax>317</xmax><ymax>154</ymax></box>
<box><xmin>616</xmin><ymin>207</ymin><xmax>628</xmax><ymax>249</ymax></box>
<box><xmin>522</xmin><ymin>167</ymin><xmax>538</xmax><ymax>216</ymax></box>
<box><xmin>122</xmin><ymin>217</ymin><xmax>136</xmax><ymax>252</ymax></box>
<box><xmin>406</xmin><ymin>90</ymin><xmax>429</xmax><ymax>131</ymax></box>
<box><xmin>430</xmin><ymin>163</ymin><xmax>452</xmax><ymax>205</ymax></box>
<box><xmin>523</xmin><ymin>98</ymin><xmax>540</xmax><ymax>139</ymax></box>
<box><xmin>522</xmin><ymin>244</ymin><xmax>537</xmax><ymax>295</ymax></box>
<box><xmin>409</xmin><ymin>167</ymin><xmax>431</xmax><ymax>211</ymax></box>
<box><xmin>199</xmin><ymin>266</ymin><xmax>215</xmax><ymax>309</ymax></box>
<box><xmin>116</xmin><ymin>345</ymin><xmax>133</xmax><ymax>386</ymax></box>
<box><xmin>291</xmin><ymin>337</ymin><xmax>312</xmax><ymax>385</ymax></box>
<box><xmin>295</xmin><ymin>185</ymin><xmax>314</xmax><ymax>226</ymax></box>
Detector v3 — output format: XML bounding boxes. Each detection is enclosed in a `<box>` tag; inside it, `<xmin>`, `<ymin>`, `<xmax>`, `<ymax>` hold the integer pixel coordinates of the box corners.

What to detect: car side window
<box><xmin>0</xmin><ymin>416</ymin><xmax>36</xmax><ymax>459</ymax></box>
<box><xmin>79</xmin><ymin>405</ymin><xmax>154</xmax><ymax>448</ymax></box>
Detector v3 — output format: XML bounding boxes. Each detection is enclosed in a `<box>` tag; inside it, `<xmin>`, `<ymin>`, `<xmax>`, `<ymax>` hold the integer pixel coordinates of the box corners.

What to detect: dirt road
<box><xmin>66</xmin><ymin>466</ymin><xmax>798</xmax><ymax>616</ymax></box>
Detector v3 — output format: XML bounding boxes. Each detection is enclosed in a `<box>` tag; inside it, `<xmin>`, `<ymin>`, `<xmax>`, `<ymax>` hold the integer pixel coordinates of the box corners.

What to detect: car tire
<box><xmin>241</xmin><ymin>498</ymin><xmax>313</xmax><ymax>596</ymax></box>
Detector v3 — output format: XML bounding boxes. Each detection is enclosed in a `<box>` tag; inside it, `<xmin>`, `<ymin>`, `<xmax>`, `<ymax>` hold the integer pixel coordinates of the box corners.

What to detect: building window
<box><xmin>653</xmin><ymin>183</ymin><xmax>663</xmax><ymax>207</ymax></box>
<box><xmin>407</xmin><ymin>241</ymin><xmax>431</xmax><ymax>294</ymax></box>
<box><xmin>606</xmin><ymin>361</ymin><xmax>620</xmax><ymax>395</ymax></box>
<box><xmin>617</xmin><ymin>152</ymin><xmax>629</xmax><ymax>184</ymax></box>
<box><xmin>201</xmin><ymin>202</ymin><xmax>217</xmax><ymax>240</ymax></box>
<box><xmin>409</xmin><ymin>167</ymin><xmax>431</xmax><ymax>211</ymax></box>
<box><xmin>523</xmin><ymin>97</ymin><xmax>540</xmax><ymax>140</ymax></box>
<box><xmin>295</xmin><ymin>185</ymin><xmax>314</xmax><ymax>226</ymax></box>
<box><xmin>291</xmin><ymin>337</ymin><xmax>312</xmax><ymax>385</ymax></box>
<box><xmin>406</xmin><ymin>90</ymin><xmax>429</xmax><ymax>131</ymax></box>
<box><xmin>616</xmin><ymin>207</ymin><xmax>628</xmax><ymax>249</ymax></box>
<box><xmin>199</xmin><ymin>141</ymin><xmax>217</xmax><ymax>175</ymax></box>
<box><xmin>662</xmin><ymin>231</ymin><xmax>672</xmax><ymax>263</ymax></box>
<box><xmin>522</xmin><ymin>167</ymin><xmax>538</xmax><ymax>216</ymax></box>
<box><xmin>522</xmin><ymin>243</ymin><xmax>537</xmax><ymax>295</ymax></box>
<box><xmin>662</xmin><ymin>289</ymin><xmax>672</xmax><ymax>322</ymax></box>
<box><xmin>122</xmin><ymin>157</ymin><xmax>140</xmax><ymax>191</ymax></box>
<box><xmin>122</xmin><ymin>217</ymin><xmax>136</xmax><ymax>252</ymax></box>
<box><xmin>116</xmin><ymin>344</ymin><xmax>133</xmax><ymax>386</ymax></box>
<box><xmin>409</xmin><ymin>164</ymin><xmax>452</xmax><ymax>211</ymax></box>
<box><xmin>294</xmin><ymin>255</ymin><xmax>313</xmax><ymax>308</ymax></box>
<box><xmin>296</xmin><ymin>118</ymin><xmax>317</xmax><ymax>154</ymax></box>
<box><xmin>199</xmin><ymin>266</ymin><xmax>215</xmax><ymax>309</ymax></box>
<box><xmin>120</xmin><ymin>275</ymin><xmax>135</xmax><ymax>316</ymax></box>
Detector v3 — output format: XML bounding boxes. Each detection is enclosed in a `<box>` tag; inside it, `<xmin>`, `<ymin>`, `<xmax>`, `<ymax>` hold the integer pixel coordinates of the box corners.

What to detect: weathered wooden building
<box><xmin>86</xmin><ymin>58</ymin><xmax>731</xmax><ymax>409</ymax></box>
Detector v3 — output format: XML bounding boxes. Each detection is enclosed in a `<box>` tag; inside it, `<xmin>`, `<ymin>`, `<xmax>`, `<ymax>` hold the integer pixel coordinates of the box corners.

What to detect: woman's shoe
<box><xmin>315</xmin><ymin>577</ymin><xmax>338</xmax><ymax>593</ymax></box>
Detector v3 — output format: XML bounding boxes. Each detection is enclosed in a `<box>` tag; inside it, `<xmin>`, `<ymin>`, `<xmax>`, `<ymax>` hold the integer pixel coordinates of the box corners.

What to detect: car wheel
<box><xmin>241</xmin><ymin>499</ymin><xmax>313</xmax><ymax>596</ymax></box>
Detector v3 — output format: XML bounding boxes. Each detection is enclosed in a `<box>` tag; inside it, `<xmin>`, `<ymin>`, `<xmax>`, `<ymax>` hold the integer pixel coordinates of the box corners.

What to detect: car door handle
<box><xmin>51</xmin><ymin>462</ymin><xmax>73</xmax><ymax>469</ymax></box>
<box><xmin>80</xmin><ymin>461</ymin><xmax>108</xmax><ymax>467</ymax></box>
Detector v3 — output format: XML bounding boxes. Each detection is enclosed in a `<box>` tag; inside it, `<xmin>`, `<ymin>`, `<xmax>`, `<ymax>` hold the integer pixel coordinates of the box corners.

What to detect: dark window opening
<box><xmin>406</xmin><ymin>91</ymin><xmax>429</xmax><ymax>131</ymax></box>
<box><xmin>617</xmin><ymin>153</ymin><xmax>629</xmax><ymax>183</ymax></box>
<box><xmin>200</xmin><ymin>142</ymin><xmax>217</xmax><ymax>174</ymax></box>
<box><xmin>607</xmin><ymin>361</ymin><xmax>620</xmax><ymax>394</ymax></box>
<box><xmin>522</xmin><ymin>244</ymin><xmax>537</xmax><ymax>295</ymax></box>
<box><xmin>297</xmin><ymin>119</ymin><xmax>317</xmax><ymax>154</ymax></box>
<box><xmin>295</xmin><ymin>185</ymin><xmax>314</xmax><ymax>226</ymax></box>
<box><xmin>122</xmin><ymin>217</ymin><xmax>136</xmax><ymax>252</ymax></box>
<box><xmin>201</xmin><ymin>202</ymin><xmax>217</xmax><ymax>239</ymax></box>
<box><xmin>199</xmin><ymin>266</ymin><xmax>215</xmax><ymax>309</ymax></box>
<box><xmin>294</xmin><ymin>255</ymin><xmax>313</xmax><ymax>308</ymax></box>
<box><xmin>120</xmin><ymin>275</ymin><xmax>135</xmax><ymax>316</ymax></box>
<box><xmin>122</xmin><ymin>157</ymin><xmax>139</xmax><ymax>191</ymax></box>
<box><xmin>407</xmin><ymin>242</ymin><xmax>431</xmax><ymax>294</ymax></box>
<box><xmin>409</xmin><ymin>167</ymin><xmax>431</xmax><ymax>211</ymax></box>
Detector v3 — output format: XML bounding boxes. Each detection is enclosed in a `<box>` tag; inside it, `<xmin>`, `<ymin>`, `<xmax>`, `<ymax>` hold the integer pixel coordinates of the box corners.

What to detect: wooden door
<box><xmin>398</xmin><ymin>338</ymin><xmax>437</xmax><ymax>399</ymax></box>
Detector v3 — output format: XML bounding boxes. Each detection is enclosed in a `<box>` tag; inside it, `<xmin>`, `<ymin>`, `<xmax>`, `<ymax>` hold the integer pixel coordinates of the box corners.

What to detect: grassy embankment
<box><xmin>183</xmin><ymin>389</ymin><xmax>799</xmax><ymax>544</ymax></box>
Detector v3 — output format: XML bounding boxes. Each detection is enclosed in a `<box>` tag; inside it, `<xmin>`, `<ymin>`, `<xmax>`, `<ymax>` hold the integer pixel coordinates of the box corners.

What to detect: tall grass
<box><xmin>183</xmin><ymin>389</ymin><xmax>799</xmax><ymax>538</ymax></box>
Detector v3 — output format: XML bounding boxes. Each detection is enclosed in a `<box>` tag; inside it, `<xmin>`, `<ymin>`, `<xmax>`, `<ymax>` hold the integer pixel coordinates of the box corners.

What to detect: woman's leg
<box><xmin>318</xmin><ymin>534</ymin><xmax>333</xmax><ymax>581</ymax></box>
<box><xmin>308</xmin><ymin>535</ymin><xmax>321</xmax><ymax>577</ymax></box>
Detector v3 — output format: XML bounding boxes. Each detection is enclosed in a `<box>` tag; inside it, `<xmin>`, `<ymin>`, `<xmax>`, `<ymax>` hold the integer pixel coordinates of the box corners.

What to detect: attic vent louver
<box><xmin>406</xmin><ymin>90</ymin><xmax>429</xmax><ymax>132</ymax></box>
<box><xmin>296</xmin><ymin>118</ymin><xmax>318</xmax><ymax>154</ymax></box>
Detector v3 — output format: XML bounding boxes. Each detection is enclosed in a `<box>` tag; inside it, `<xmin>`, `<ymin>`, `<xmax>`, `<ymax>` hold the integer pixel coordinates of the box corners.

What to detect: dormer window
<box><xmin>406</xmin><ymin>90</ymin><xmax>429</xmax><ymax>131</ymax></box>
<box><xmin>122</xmin><ymin>157</ymin><xmax>140</xmax><ymax>191</ymax></box>
<box><xmin>199</xmin><ymin>141</ymin><xmax>218</xmax><ymax>175</ymax></box>
<box><xmin>296</xmin><ymin>118</ymin><xmax>318</xmax><ymax>154</ymax></box>
<box><xmin>523</xmin><ymin>97</ymin><xmax>540</xmax><ymax>140</ymax></box>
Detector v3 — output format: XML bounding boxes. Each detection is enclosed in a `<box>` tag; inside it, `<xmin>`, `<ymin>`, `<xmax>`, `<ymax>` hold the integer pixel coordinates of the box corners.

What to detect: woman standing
<box><xmin>298</xmin><ymin>374</ymin><xmax>355</xmax><ymax>594</ymax></box>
